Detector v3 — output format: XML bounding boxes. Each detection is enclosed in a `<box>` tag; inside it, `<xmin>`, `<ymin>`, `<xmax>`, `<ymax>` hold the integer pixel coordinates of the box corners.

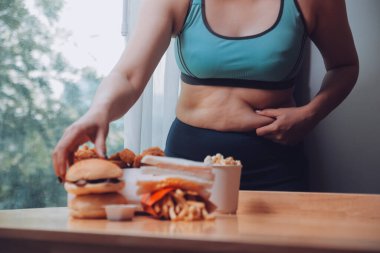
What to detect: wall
<box><xmin>304</xmin><ymin>0</ymin><xmax>380</xmax><ymax>193</ymax></box>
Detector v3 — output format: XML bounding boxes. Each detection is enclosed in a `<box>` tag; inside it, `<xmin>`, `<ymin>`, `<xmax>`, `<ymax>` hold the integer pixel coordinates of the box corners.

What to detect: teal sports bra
<box><xmin>174</xmin><ymin>0</ymin><xmax>307</xmax><ymax>89</ymax></box>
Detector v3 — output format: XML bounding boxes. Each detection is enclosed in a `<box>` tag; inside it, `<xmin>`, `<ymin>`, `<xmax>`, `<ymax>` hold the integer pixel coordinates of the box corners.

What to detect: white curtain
<box><xmin>122</xmin><ymin>0</ymin><xmax>180</xmax><ymax>153</ymax></box>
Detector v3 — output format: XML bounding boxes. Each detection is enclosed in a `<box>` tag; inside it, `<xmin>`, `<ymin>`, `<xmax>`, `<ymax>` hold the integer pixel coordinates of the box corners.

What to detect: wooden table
<box><xmin>1</xmin><ymin>191</ymin><xmax>380</xmax><ymax>253</ymax></box>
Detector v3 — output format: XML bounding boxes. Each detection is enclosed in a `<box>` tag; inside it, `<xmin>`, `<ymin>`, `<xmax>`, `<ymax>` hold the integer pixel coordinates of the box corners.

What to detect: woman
<box><xmin>52</xmin><ymin>0</ymin><xmax>358</xmax><ymax>191</ymax></box>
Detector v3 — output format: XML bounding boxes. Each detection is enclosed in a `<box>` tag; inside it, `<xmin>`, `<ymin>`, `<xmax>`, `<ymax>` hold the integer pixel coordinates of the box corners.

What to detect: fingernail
<box><xmin>255</xmin><ymin>110</ymin><xmax>262</xmax><ymax>113</ymax></box>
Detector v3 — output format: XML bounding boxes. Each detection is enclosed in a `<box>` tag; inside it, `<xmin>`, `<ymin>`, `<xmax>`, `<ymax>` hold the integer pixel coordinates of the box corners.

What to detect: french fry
<box><xmin>166</xmin><ymin>196</ymin><xmax>174</xmax><ymax>208</ymax></box>
<box><xmin>178</xmin><ymin>205</ymin><xmax>188</xmax><ymax>220</ymax></box>
<box><xmin>193</xmin><ymin>206</ymin><xmax>201</xmax><ymax>220</ymax></box>
<box><xmin>175</xmin><ymin>204</ymin><xmax>182</xmax><ymax>214</ymax></box>
<box><xmin>187</xmin><ymin>200</ymin><xmax>205</xmax><ymax>209</ymax></box>
<box><xmin>188</xmin><ymin>204</ymin><xmax>195</xmax><ymax>215</ymax></box>
<box><xmin>175</xmin><ymin>188</ymin><xmax>185</xmax><ymax>197</ymax></box>
<box><xmin>185</xmin><ymin>211</ymin><xmax>194</xmax><ymax>221</ymax></box>
<box><xmin>171</xmin><ymin>192</ymin><xmax>186</xmax><ymax>206</ymax></box>
<box><xmin>169</xmin><ymin>206</ymin><xmax>177</xmax><ymax>221</ymax></box>
<box><xmin>202</xmin><ymin>208</ymin><xmax>215</xmax><ymax>221</ymax></box>
<box><xmin>162</xmin><ymin>202</ymin><xmax>169</xmax><ymax>219</ymax></box>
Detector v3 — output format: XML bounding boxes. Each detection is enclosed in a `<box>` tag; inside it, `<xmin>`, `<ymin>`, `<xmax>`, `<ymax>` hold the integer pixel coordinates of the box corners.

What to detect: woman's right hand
<box><xmin>51</xmin><ymin>0</ymin><xmax>178</xmax><ymax>180</ymax></box>
<box><xmin>52</xmin><ymin>110</ymin><xmax>110</xmax><ymax>180</ymax></box>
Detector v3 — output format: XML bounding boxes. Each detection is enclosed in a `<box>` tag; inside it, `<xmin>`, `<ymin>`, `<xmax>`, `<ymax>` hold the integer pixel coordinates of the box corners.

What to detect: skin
<box><xmin>52</xmin><ymin>0</ymin><xmax>359</xmax><ymax>179</ymax></box>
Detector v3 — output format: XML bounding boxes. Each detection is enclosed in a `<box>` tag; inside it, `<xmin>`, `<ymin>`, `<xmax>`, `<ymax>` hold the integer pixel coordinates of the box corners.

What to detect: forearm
<box><xmin>84</xmin><ymin>0</ymin><xmax>175</xmax><ymax>122</ymax></box>
<box><xmin>87</xmin><ymin>70</ymin><xmax>143</xmax><ymax>122</ymax></box>
<box><xmin>304</xmin><ymin>63</ymin><xmax>359</xmax><ymax>123</ymax></box>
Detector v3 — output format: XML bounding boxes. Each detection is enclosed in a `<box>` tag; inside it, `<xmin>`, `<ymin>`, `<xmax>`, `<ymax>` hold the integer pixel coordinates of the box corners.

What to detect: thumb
<box><xmin>94</xmin><ymin>128</ymin><xmax>107</xmax><ymax>158</ymax></box>
<box><xmin>256</xmin><ymin>109</ymin><xmax>280</xmax><ymax>118</ymax></box>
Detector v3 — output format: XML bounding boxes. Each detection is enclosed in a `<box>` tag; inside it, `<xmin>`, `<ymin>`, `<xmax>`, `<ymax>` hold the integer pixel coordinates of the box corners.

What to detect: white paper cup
<box><xmin>210</xmin><ymin>165</ymin><xmax>242</xmax><ymax>214</ymax></box>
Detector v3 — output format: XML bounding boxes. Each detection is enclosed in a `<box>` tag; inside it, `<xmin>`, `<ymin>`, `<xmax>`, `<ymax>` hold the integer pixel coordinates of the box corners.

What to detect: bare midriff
<box><xmin>176</xmin><ymin>82</ymin><xmax>296</xmax><ymax>132</ymax></box>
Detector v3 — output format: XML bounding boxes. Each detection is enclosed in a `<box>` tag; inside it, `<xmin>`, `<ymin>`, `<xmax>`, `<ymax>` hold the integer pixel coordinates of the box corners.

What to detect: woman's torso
<box><xmin>173</xmin><ymin>0</ymin><xmax>309</xmax><ymax>131</ymax></box>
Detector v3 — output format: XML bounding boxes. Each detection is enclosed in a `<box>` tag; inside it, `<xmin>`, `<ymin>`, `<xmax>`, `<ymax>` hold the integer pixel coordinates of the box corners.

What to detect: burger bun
<box><xmin>66</xmin><ymin>159</ymin><xmax>123</xmax><ymax>182</ymax></box>
<box><xmin>69</xmin><ymin>193</ymin><xmax>127</xmax><ymax>219</ymax></box>
<box><xmin>64</xmin><ymin>158</ymin><xmax>125</xmax><ymax>195</ymax></box>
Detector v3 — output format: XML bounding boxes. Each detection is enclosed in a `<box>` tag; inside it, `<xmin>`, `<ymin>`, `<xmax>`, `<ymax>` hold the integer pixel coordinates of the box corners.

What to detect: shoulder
<box><xmin>296</xmin><ymin>0</ymin><xmax>357</xmax><ymax>70</ymax></box>
<box><xmin>296</xmin><ymin>0</ymin><xmax>347</xmax><ymax>36</ymax></box>
<box><xmin>141</xmin><ymin>0</ymin><xmax>191</xmax><ymax>36</ymax></box>
<box><xmin>171</xmin><ymin>0</ymin><xmax>192</xmax><ymax>35</ymax></box>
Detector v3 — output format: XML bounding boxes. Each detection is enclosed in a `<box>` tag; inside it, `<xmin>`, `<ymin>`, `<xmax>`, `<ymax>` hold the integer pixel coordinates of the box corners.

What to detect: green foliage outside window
<box><xmin>0</xmin><ymin>0</ymin><xmax>124</xmax><ymax>209</ymax></box>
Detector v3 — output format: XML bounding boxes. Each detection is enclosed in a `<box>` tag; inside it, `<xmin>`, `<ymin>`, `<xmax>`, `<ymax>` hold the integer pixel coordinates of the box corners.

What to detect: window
<box><xmin>0</xmin><ymin>0</ymin><xmax>124</xmax><ymax>209</ymax></box>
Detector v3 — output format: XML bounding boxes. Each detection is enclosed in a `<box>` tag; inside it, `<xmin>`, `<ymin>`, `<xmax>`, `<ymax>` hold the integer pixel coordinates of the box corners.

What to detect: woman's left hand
<box><xmin>255</xmin><ymin>107</ymin><xmax>317</xmax><ymax>145</ymax></box>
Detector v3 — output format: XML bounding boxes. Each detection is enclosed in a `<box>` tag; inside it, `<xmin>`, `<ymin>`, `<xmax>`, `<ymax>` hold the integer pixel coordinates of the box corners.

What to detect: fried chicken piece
<box><xmin>133</xmin><ymin>156</ymin><xmax>143</xmax><ymax>168</ymax></box>
<box><xmin>118</xmin><ymin>148</ymin><xmax>136</xmax><ymax>167</ymax></box>
<box><xmin>108</xmin><ymin>148</ymin><xmax>135</xmax><ymax>168</ymax></box>
<box><xmin>109</xmin><ymin>159</ymin><xmax>128</xmax><ymax>168</ymax></box>
<box><xmin>74</xmin><ymin>144</ymin><xmax>100</xmax><ymax>163</ymax></box>
<box><xmin>133</xmin><ymin>146</ymin><xmax>165</xmax><ymax>168</ymax></box>
<box><xmin>108</xmin><ymin>152</ymin><xmax>121</xmax><ymax>161</ymax></box>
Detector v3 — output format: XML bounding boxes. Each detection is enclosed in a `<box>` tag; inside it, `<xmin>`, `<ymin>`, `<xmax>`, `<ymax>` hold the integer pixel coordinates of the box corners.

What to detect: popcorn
<box><xmin>204</xmin><ymin>153</ymin><xmax>241</xmax><ymax>166</ymax></box>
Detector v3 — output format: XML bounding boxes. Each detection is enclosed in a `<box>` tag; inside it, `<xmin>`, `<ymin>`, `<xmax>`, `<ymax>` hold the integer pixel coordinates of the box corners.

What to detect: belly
<box><xmin>176</xmin><ymin>83</ymin><xmax>296</xmax><ymax>132</ymax></box>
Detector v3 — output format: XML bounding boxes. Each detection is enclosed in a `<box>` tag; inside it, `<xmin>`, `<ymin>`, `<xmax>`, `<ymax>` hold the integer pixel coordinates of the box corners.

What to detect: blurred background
<box><xmin>0</xmin><ymin>0</ymin><xmax>124</xmax><ymax>209</ymax></box>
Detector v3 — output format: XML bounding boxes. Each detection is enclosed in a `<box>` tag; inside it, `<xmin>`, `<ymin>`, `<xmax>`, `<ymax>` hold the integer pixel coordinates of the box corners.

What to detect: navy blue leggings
<box><xmin>165</xmin><ymin>118</ymin><xmax>309</xmax><ymax>191</ymax></box>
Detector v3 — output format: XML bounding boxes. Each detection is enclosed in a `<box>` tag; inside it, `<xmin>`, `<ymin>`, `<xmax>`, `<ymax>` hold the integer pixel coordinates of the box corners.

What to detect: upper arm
<box><xmin>112</xmin><ymin>0</ymin><xmax>180</xmax><ymax>93</ymax></box>
<box><xmin>304</xmin><ymin>0</ymin><xmax>359</xmax><ymax>71</ymax></box>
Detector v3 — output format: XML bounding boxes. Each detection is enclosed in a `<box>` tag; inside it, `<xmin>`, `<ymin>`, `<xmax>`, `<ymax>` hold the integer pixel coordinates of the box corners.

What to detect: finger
<box><xmin>52</xmin><ymin>149</ymin><xmax>61</xmax><ymax>178</ymax></box>
<box><xmin>52</xmin><ymin>146</ymin><xmax>68</xmax><ymax>179</ymax></box>
<box><xmin>256</xmin><ymin>123</ymin><xmax>278</xmax><ymax>136</ymax></box>
<box><xmin>67</xmin><ymin>134</ymin><xmax>92</xmax><ymax>158</ymax></box>
<box><xmin>94</xmin><ymin>128</ymin><xmax>107</xmax><ymax>158</ymax></box>
<box><xmin>67</xmin><ymin>150</ymin><xmax>75</xmax><ymax>166</ymax></box>
<box><xmin>255</xmin><ymin>109</ymin><xmax>281</xmax><ymax>118</ymax></box>
<box><xmin>61</xmin><ymin>125</ymin><xmax>88</xmax><ymax>146</ymax></box>
<box><xmin>52</xmin><ymin>128</ymin><xmax>90</xmax><ymax>178</ymax></box>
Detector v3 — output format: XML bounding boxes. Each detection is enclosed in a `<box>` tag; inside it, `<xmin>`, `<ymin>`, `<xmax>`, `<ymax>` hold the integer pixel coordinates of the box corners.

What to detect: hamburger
<box><xmin>137</xmin><ymin>155</ymin><xmax>217</xmax><ymax>221</ymax></box>
<box><xmin>64</xmin><ymin>158</ymin><xmax>125</xmax><ymax>195</ymax></box>
<box><xmin>69</xmin><ymin>192</ymin><xmax>127</xmax><ymax>219</ymax></box>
